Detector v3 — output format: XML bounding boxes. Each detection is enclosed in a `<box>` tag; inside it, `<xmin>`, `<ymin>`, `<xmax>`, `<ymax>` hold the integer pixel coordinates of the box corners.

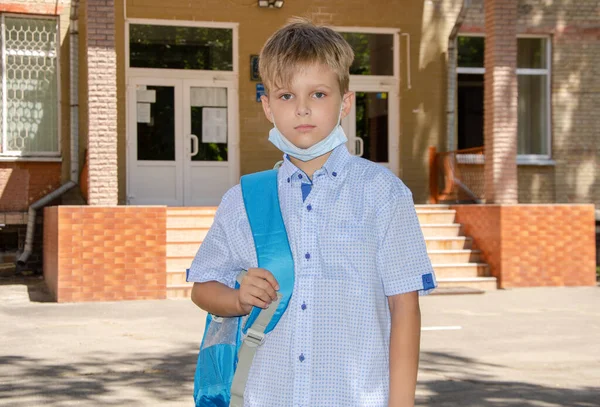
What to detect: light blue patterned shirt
<box><xmin>188</xmin><ymin>144</ymin><xmax>437</xmax><ymax>407</ymax></box>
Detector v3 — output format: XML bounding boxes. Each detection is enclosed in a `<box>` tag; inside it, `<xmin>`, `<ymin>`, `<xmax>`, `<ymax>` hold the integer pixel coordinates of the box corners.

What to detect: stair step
<box><xmin>414</xmin><ymin>205</ymin><xmax>450</xmax><ymax>211</ymax></box>
<box><xmin>167</xmin><ymin>257</ymin><xmax>194</xmax><ymax>273</ymax></box>
<box><xmin>167</xmin><ymin>242</ymin><xmax>201</xmax><ymax>258</ymax></box>
<box><xmin>425</xmin><ymin>237</ymin><xmax>473</xmax><ymax>250</ymax></box>
<box><xmin>166</xmin><ymin>228</ymin><xmax>208</xmax><ymax>243</ymax></box>
<box><xmin>436</xmin><ymin>277</ymin><xmax>497</xmax><ymax>291</ymax></box>
<box><xmin>167</xmin><ymin>271</ymin><xmax>188</xmax><ymax>286</ymax></box>
<box><xmin>167</xmin><ymin>215</ymin><xmax>214</xmax><ymax>229</ymax></box>
<box><xmin>417</xmin><ymin>210</ymin><xmax>456</xmax><ymax>225</ymax></box>
<box><xmin>420</xmin><ymin>224</ymin><xmax>462</xmax><ymax>237</ymax></box>
<box><xmin>433</xmin><ymin>263</ymin><xmax>488</xmax><ymax>278</ymax></box>
<box><xmin>428</xmin><ymin>250</ymin><xmax>481</xmax><ymax>264</ymax></box>
<box><xmin>167</xmin><ymin>284</ymin><xmax>193</xmax><ymax>299</ymax></box>
<box><xmin>167</xmin><ymin>207</ymin><xmax>218</xmax><ymax>216</ymax></box>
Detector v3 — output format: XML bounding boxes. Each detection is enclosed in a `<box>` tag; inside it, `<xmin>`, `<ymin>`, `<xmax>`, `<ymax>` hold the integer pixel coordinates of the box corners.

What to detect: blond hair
<box><xmin>259</xmin><ymin>18</ymin><xmax>354</xmax><ymax>95</ymax></box>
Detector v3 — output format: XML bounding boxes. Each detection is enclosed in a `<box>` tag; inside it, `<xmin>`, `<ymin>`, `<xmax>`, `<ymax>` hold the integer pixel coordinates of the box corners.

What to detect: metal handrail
<box><xmin>429</xmin><ymin>146</ymin><xmax>484</xmax><ymax>204</ymax></box>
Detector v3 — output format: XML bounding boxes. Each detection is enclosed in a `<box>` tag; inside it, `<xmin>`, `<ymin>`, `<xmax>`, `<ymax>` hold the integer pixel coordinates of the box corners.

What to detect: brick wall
<box><xmin>463</xmin><ymin>0</ymin><xmax>600</xmax><ymax>206</ymax></box>
<box><xmin>43</xmin><ymin>206</ymin><xmax>167</xmax><ymax>302</ymax></box>
<box><xmin>453</xmin><ymin>204</ymin><xmax>597</xmax><ymax>288</ymax></box>
<box><xmin>0</xmin><ymin>0</ymin><xmax>69</xmax><ymax>14</ymax></box>
<box><xmin>0</xmin><ymin>163</ymin><xmax>62</xmax><ymax>211</ymax></box>
<box><xmin>86</xmin><ymin>0</ymin><xmax>118</xmax><ymax>205</ymax></box>
<box><xmin>483</xmin><ymin>0</ymin><xmax>518</xmax><ymax>204</ymax></box>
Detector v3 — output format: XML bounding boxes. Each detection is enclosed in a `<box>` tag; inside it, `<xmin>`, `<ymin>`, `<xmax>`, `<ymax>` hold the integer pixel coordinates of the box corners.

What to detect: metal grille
<box><xmin>1</xmin><ymin>15</ymin><xmax>59</xmax><ymax>155</ymax></box>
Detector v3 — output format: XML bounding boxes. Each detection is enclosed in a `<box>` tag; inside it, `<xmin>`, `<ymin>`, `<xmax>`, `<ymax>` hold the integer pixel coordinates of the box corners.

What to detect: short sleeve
<box><xmin>376</xmin><ymin>188</ymin><xmax>437</xmax><ymax>296</ymax></box>
<box><xmin>186</xmin><ymin>187</ymin><xmax>244</xmax><ymax>288</ymax></box>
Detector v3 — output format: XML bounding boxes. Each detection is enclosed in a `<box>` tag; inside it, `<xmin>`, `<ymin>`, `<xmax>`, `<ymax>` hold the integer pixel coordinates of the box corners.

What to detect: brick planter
<box><xmin>43</xmin><ymin>206</ymin><xmax>167</xmax><ymax>302</ymax></box>
<box><xmin>451</xmin><ymin>204</ymin><xmax>597</xmax><ymax>288</ymax></box>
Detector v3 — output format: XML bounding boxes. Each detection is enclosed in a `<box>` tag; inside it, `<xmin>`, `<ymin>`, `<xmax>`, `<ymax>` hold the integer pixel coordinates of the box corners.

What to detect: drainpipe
<box><xmin>17</xmin><ymin>0</ymin><xmax>80</xmax><ymax>267</ymax></box>
<box><xmin>447</xmin><ymin>0</ymin><xmax>471</xmax><ymax>152</ymax></box>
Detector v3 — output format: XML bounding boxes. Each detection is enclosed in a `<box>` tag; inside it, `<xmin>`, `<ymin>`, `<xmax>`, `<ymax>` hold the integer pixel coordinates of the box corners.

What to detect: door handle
<box><xmin>190</xmin><ymin>134</ymin><xmax>199</xmax><ymax>157</ymax></box>
<box><xmin>355</xmin><ymin>137</ymin><xmax>364</xmax><ymax>157</ymax></box>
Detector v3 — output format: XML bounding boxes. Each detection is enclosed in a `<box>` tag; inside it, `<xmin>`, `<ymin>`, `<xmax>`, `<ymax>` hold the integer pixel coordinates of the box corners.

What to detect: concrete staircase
<box><xmin>415</xmin><ymin>204</ymin><xmax>497</xmax><ymax>294</ymax></box>
<box><xmin>166</xmin><ymin>205</ymin><xmax>497</xmax><ymax>298</ymax></box>
<box><xmin>166</xmin><ymin>208</ymin><xmax>216</xmax><ymax>299</ymax></box>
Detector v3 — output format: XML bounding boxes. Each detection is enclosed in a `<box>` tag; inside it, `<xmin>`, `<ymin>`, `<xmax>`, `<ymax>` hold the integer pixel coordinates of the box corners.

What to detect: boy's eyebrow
<box><xmin>273</xmin><ymin>84</ymin><xmax>333</xmax><ymax>92</ymax></box>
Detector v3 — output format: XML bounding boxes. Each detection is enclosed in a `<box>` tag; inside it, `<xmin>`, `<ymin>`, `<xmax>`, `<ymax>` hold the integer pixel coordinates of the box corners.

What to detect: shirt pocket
<box><xmin>318</xmin><ymin>216</ymin><xmax>377</xmax><ymax>281</ymax></box>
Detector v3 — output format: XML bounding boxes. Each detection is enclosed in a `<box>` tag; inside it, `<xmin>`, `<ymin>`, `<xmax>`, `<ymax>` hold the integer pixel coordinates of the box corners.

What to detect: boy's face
<box><xmin>261</xmin><ymin>63</ymin><xmax>353</xmax><ymax>149</ymax></box>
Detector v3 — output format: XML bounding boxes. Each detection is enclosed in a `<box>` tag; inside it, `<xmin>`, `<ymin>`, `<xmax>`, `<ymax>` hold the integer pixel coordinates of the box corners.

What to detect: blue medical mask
<box><xmin>268</xmin><ymin>107</ymin><xmax>348</xmax><ymax>162</ymax></box>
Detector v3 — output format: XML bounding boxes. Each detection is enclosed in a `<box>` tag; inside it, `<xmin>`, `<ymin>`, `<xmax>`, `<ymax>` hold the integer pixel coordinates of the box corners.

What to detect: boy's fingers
<box><xmin>250</xmin><ymin>268</ymin><xmax>280</xmax><ymax>291</ymax></box>
<box><xmin>247</xmin><ymin>286</ymin><xmax>273</xmax><ymax>306</ymax></box>
<box><xmin>250</xmin><ymin>277</ymin><xmax>278</xmax><ymax>301</ymax></box>
<box><xmin>247</xmin><ymin>297</ymin><xmax>269</xmax><ymax>309</ymax></box>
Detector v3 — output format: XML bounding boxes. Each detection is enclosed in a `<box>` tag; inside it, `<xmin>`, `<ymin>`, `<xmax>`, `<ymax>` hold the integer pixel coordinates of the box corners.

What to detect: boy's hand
<box><xmin>236</xmin><ymin>268</ymin><xmax>280</xmax><ymax>315</ymax></box>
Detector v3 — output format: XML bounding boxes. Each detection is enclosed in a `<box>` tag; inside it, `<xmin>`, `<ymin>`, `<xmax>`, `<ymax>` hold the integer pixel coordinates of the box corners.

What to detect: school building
<box><xmin>0</xmin><ymin>0</ymin><xmax>597</xmax><ymax>302</ymax></box>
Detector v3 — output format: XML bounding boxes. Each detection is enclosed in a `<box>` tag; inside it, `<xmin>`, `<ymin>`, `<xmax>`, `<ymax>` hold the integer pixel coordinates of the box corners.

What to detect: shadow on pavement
<box><xmin>0</xmin><ymin>274</ymin><xmax>54</xmax><ymax>303</ymax></box>
<box><xmin>0</xmin><ymin>346</ymin><xmax>198</xmax><ymax>406</ymax></box>
<box><xmin>1</xmin><ymin>343</ymin><xmax>598</xmax><ymax>406</ymax></box>
<box><xmin>418</xmin><ymin>351</ymin><xmax>599</xmax><ymax>406</ymax></box>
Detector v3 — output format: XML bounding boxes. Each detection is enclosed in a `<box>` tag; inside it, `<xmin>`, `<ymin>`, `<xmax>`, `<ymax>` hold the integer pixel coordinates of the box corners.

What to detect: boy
<box><xmin>189</xmin><ymin>18</ymin><xmax>437</xmax><ymax>407</ymax></box>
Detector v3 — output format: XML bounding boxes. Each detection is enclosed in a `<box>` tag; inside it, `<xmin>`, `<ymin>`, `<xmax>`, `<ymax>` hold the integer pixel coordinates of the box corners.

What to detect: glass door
<box><xmin>183</xmin><ymin>80</ymin><xmax>237</xmax><ymax>206</ymax></box>
<box><xmin>343</xmin><ymin>89</ymin><xmax>397</xmax><ymax>172</ymax></box>
<box><xmin>127</xmin><ymin>78</ymin><xmax>183</xmax><ymax>205</ymax></box>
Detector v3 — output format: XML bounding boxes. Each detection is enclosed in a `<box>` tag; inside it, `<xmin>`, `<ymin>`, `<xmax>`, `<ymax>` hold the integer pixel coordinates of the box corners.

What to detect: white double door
<box><xmin>127</xmin><ymin>77</ymin><xmax>238</xmax><ymax>206</ymax></box>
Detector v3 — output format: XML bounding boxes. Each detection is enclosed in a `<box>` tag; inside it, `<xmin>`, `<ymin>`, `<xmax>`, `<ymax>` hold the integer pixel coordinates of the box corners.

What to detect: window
<box><xmin>129</xmin><ymin>24</ymin><xmax>233</xmax><ymax>71</ymax></box>
<box><xmin>517</xmin><ymin>38</ymin><xmax>550</xmax><ymax>156</ymax></box>
<box><xmin>340</xmin><ymin>32</ymin><xmax>394</xmax><ymax>76</ymax></box>
<box><xmin>1</xmin><ymin>15</ymin><xmax>60</xmax><ymax>156</ymax></box>
<box><xmin>456</xmin><ymin>35</ymin><xmax>551</xmax><ymax>157</ymax></box>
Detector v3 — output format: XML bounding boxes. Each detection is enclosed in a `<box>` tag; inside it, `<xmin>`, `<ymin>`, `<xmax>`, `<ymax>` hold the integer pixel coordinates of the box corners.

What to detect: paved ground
<box><xmin>0</xmin><ymin>276</ymin><xmax>598</xmax><ymax>406</ymax></box>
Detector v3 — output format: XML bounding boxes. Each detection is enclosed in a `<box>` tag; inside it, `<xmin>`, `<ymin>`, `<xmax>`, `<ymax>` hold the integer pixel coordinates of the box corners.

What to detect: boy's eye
<box><xmin>279</xmin><ymin>93</ymin><xmax>293</xmax><ymax>101</ymax></box>
<box><xmin>313</xmin><ymin>92</ymin><xmax>326</xmax><ymax>99</ymax></box>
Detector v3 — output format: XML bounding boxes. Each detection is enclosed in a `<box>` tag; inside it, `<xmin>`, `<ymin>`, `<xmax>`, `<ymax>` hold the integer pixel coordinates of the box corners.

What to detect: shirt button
<box><xmin>298</xmin><ymin>174</ymin><xmax>303</xmax><ymax>179</ymax></box>
<box><xmin>301</xmin><ymin>302</ymin><xmax>307</xmax><ymax>310</ymax></box>
<box><xmin>307</xmin><ymin>204</ymin><xmax>312</xmax><ymax>211</ymax></box>
<box><xmin>299</xmin><ymin>354</ymin><xmax>305</xmax><ymax>362</ymax></box>
<box><xmin>287</xmin><ymin>177</ymin><xmax>290</xmax><ymax>183</ymax></box>
<box><xmin>305</xmin><ymin>252</ymin><xmax>310</xmax><ymax>260</ymax></box>
<box><xmin>332</xmin><ymin>171</ymin><xmax>337</xmax><ymax>177</ymax></box>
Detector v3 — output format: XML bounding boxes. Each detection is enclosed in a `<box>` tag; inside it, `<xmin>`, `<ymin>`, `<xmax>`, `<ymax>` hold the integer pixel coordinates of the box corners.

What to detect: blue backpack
<box><xmin>190</xmin><ymin>169</ymin><xmax>295</xmax><ymax>407</ymax></box>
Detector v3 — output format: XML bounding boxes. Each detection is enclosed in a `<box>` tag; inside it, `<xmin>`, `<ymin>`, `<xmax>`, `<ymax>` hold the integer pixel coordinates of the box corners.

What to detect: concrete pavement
<box><xmin>0</xmin><ymin>276</ymin><xmax>598</xmax><ymax>406</ymax></box>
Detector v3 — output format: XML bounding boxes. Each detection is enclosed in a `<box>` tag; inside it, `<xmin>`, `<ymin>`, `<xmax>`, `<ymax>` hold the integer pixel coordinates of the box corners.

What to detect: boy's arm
<box><xmin>192</xmin><ymin>268</ymin><xmax>280</xmax><ymax>317</ymax></box>
<box><xmin>192</xmin><ymin>281</ymin><xmax>244</xmax><ymax>317</ymax></box>
<box><xmin>388</xmin><ymin>291</ymin><xmax>421</xmax><ymax>407</ymax></box>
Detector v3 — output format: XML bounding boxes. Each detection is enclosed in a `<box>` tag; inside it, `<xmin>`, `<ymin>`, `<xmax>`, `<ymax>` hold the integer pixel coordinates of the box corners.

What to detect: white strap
<box><xmin>230</xmin><ymin>271</ymin><xmax>282</xmax><ymax>407</ymax></box>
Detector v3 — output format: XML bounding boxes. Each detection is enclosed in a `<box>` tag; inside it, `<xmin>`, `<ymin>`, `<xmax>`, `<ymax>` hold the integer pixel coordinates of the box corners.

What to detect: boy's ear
<box><xmin>341</xmin><ymin>91</ymin><xmax>354</xmax><ymax>119</ymax></box>
<box><xmin>260</xmin><ymin>95</ymin><xmax>274</xmax><ymax>124</ymax></box>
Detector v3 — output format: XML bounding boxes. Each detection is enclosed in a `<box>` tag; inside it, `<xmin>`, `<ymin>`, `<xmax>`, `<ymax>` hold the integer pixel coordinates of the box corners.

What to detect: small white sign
<box><xmin>202</xmin><ymin>108</ymin><xmax>227</xmax><ymax>144</ymax></box>
<box><xmin>136</xmin><ymin>89</ymin><xmax>156</xmax><ymax>103</ymax></box>
<box><xmin>137</xmin><ymin>103</ymin><xmax>151</xmax><ymax>123</ymax></box>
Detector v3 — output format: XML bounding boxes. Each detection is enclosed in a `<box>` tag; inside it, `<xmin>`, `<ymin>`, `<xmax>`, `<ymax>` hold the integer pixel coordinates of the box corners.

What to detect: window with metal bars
<box><xmin>0</xmin><ymin>14</ymin><xmax>60</xmax><ymax>156</ymax></box>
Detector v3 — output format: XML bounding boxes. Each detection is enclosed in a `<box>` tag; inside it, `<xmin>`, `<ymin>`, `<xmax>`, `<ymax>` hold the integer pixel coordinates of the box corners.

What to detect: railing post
<box><xmin>428</xmin><ymin>146</ymin><xmax>438</xmax><ymax>204</ymax></box>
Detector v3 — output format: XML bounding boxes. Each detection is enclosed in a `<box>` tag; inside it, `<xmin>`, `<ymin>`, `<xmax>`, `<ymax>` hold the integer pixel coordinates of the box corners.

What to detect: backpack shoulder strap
<box><xmin>231</xmin><ymin>169</ymin><xmax>295</xmax><ymax>407</ymax></box>
<box><xmin>239</xmin><ymin>169</ymin><xmax>294</xmax><ymax>333</ymax></box>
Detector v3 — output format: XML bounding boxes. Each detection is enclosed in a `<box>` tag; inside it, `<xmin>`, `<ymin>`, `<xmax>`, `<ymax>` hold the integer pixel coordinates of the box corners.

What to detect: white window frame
<box><xmin>456</xmin><ymin>34</ymin><xmax>553</xmax><ymax>163</ymax></box>
<box><xmin>516</xmin><ymin>34</ymin><xmax>552</xmax><ymax>162</ymax></box>
<box><xmin>125</xmin><ymin>19</ymin><xmax>238</xmax><ymax>82</ymax></box>
<box><xmin>0</xmin><ymin>13</ymin><xmax>61</xmax><ymax>159</ymax></box>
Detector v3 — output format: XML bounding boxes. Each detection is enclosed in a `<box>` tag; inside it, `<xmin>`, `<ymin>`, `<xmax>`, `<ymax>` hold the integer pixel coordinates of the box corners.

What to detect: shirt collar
<box><xmin>279</xmin><ymin>144</ymin><xmax>352</xmax><ymax>184</ymax></box>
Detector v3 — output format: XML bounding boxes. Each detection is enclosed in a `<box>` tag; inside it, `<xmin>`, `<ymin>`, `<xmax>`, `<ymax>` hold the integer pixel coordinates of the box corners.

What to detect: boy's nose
<box><xmin>296</xmin><ymin>106</ymin><xmax>311</xmax><ymax>116</ymax></box>
<box><xmin>296</xmin><ymin>100</ymin><xmax>311</xmax><ymax>116</ymax></box>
